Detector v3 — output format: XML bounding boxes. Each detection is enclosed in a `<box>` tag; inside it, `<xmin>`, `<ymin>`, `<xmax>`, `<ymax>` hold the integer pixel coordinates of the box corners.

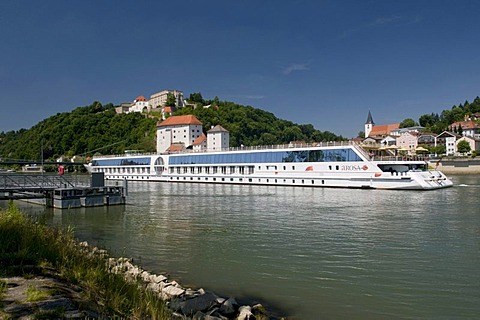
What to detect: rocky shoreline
<box><xmin>1</xmin><ymin>241</ymin><xmax>284</xmax><ymax>320</ymax></box>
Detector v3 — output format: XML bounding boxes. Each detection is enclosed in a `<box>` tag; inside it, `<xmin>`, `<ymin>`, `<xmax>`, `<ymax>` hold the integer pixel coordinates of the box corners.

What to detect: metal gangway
<box><xmin>0</xmin><ymin>174</ymin><xmax>89</xmax><ymax>200</ymax></box>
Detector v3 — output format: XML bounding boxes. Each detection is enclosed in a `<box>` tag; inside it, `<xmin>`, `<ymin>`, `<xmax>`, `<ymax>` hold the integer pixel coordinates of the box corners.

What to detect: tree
<box><xmin>431</xmin><ymin>144</ymin><xmax>446</xmax><ymax>156</ymax></box>
<box><xmin>165</xmin><ymin>93</ymin><xmax>176</xmax><ymax>107</ymax></box>
<box><xmin>457</xmin><ymin>140</ymin><xmax>471</xmax><ymax>154</ymax></box>
<box><xmin>419</xmin><ymin>113</ymin><xmax>435</xmax><ymax>127</ymax></box>
<box><xmin>188</xmin><ymin>92</ymin><xmax>204</xmax><ymax>104</ymax></box>
<box><xmin>399</xmin><ymin>118</ymin><xmax>419</xmax><ymax>128</ymax></box>
<box><xmin>357</xmin><ymin>131</ymin><xmax>365</xmax><ymax>138</ymax></box>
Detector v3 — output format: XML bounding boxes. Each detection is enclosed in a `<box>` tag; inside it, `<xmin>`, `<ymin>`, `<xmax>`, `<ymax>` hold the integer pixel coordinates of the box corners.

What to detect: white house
<box><xmin>449</xmin><ymin>120</ymin><xmax>480</xmax><ymax>139</ymax></box>
<box><xmin>128</xmin><ymin>96</ymin><xmax>150</xmax><ymax>113</ymax></box>
<box><xmin>192</xmin><ymin>133</ymin><xmax>207</xmax><ymax>152</ymax></box>
<box><xmin>207</xmin><ymin>125</ymin><xmax>229</xmax><ymax>151</ymax></box>
<box><xmin>156</xmin><ymin>115</ymin><xmax>203</xmax><ymax>153</ymax></box>
<box><xmin>436</xmin><ymin>131</ymin><xmax>461</xmax><ymax>156</ymax></box>
<box><xmin>380</xmin><ymin>136</ymin><xmax>397</xmax><ymax>146</ymax></box>
<box><xmin>390</xmin><ymin>126</ymin><xmax>425</xmax><ymax>136</ymax></box>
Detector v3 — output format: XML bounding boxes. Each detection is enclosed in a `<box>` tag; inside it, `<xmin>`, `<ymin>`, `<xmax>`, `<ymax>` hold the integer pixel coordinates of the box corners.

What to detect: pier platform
<box><xmin>0</xmin><ymin>173</ymin><xmax>126</xmax><ymax>208</ymax></box>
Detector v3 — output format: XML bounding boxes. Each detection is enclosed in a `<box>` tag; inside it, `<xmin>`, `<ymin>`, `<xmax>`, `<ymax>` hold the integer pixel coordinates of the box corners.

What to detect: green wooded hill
<box><xmin>0</xmin><ymin>99</ymin><xmax>344</xmax><ymax>163</ymax></box>
<box><xmin>175</xmin><ymin>99</ymin><xmax>344</xmax><ymax>147</ymax></box>
<box><xmin>0</xmin><ymin>102</ymin><xmax>158</xmax><ymax>162</ymax></box>
<box><xmin>418</xmin><ymin>96</ymin><xmax>480</xmax><ymax>132</ymax></box>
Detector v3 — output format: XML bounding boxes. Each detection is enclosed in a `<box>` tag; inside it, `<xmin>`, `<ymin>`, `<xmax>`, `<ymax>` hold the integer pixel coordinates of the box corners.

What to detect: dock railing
<box><xmin>0</xmin><ymin>173</ymin><xmax>88</xmax><ymax>193</ymax></box>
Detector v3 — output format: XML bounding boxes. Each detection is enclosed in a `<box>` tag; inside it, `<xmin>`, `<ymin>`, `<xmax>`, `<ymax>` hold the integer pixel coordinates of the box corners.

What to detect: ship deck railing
<box><xmin>371</xmin><ymin>155</ymin><xmax>431</xmax><ymax>162</ymax></box>
<box><xmin>97</xmin><ymin>141</ymin><xmax>357</xmax><ymax>158</ymax></box>
<box><xmin>92</xmin><ymin>142</ymin><xmax>430</xmax><ymax>163</ymax></box>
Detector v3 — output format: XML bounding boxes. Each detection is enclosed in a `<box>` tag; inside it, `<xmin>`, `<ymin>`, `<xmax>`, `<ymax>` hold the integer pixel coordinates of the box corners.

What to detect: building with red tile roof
<box><xmin>368</xmin><ymin>124</ymin><xmax>400</xmax><ymax>137</ymax></box>
<box><xmin>192</xmin><ymin>133</ymin><xmax>207</xmax><ymax>151</ymax></box>
<box><xmin>156</xmin><ymin>115</ymin><xmax>204</xmax><ymax>153</ymax></box>
<box><xmin>364</xmin><ymin>111</ymin><xmax>400</xmax><ymax>138</ymax></box>
<box><xmin>449</xmin><ymin>120</ymin><xmax>480</xmax><ymax>139</ymax></box>
<box><xmin>157</xmin><ymin>115</ymin><xmax>203</xmax><ymax>127</ymax></box>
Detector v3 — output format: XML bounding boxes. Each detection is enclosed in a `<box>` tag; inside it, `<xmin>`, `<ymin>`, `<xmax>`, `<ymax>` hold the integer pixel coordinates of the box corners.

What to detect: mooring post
<box><xmin>123</xmin><ymin>178</ymin><xmax>128</xmax><ymax>197</ymax></box>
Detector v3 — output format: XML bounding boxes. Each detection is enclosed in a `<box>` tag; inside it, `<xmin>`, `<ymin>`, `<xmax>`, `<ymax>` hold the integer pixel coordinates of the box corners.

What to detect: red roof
<box><xmin>193</xmin><ymin>133</ymin><xmax>206</xmax><ymax>145</ymax></box>
<box><xmin>166</xmin><ymin>143</ymin><xmax>185</xmax><ymax>152</ymax></box>
<box><xmin>163</xmin><ymin>106</ymin><xmax>172</xmax><ymax>113</ymax></box>
<box><xmin>157</xmin><ymin>115</ymin><xmax>203</xmax><ymax>127</ymax></box>
<box><xmin>135</xmin><ymin>95</ymin><xmax>146</xmax><ymax>101</ymax></box>
<box><xmin>450</xmin><ymin>120</ymin><xmax>480</xmax><ymax>130</ymax></box>
<box><xmin>369</xmin><ymin>124</ymin><xmax>400</xmax><ymax>136</ymax></box>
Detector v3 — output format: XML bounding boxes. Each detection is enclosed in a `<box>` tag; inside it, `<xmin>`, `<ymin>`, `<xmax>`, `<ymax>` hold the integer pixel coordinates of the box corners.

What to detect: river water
<box><xmin>2</xmin><ymin>175</ymin><xmax>479</xmax><ymax>319</ymax></box>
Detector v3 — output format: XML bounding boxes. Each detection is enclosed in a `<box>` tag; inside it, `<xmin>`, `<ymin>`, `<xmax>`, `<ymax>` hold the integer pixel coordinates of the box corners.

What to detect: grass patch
<box><xmin>25</xmin><ymin>285</ymin><xmax>52</xmax><ymax>302</ymax></box>
<box><xmin>0</xmin><ymin>201</ymin><xmax>170</xmax><ymax>319</ymax></box>
<box><xmin>33</xmin><ymin>308</ymin><xmax>65</xmax><ymax>320</ymax></box>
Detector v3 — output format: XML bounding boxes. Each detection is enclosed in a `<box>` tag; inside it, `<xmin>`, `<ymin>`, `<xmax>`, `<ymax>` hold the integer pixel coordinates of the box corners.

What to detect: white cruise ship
<box><xmin>84</xmin><ymin>115</ymin><xmax>452</xmax><ymax>190</ymax></box>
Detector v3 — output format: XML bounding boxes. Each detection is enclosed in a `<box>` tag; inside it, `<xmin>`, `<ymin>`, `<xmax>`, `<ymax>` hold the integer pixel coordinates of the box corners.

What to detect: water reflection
<box><xmin>1</xmin><ymin>175</ymin><xmax>478</xmax><ymax>319</ymax></box>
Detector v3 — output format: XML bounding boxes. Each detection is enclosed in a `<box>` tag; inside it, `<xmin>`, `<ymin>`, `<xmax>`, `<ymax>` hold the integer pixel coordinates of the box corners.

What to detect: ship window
<box><xmin>336</xmin><ymin>165</ymin><xmax>339</xmax><ymax>170</ymax></box>
<box><xmin>312</xmin><ymin>180</ymin><xmax>314</xmax><ymax>184</ymax></box>
<box><xmin>167</xmin><ymin>149</ymin><xmax>362</xmax><ymax>166</ymax></box>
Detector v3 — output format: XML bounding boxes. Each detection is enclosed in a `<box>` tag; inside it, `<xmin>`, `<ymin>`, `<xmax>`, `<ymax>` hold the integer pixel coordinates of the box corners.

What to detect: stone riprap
<box><xmin>1</xmin><ymin>241</ymin><xmax>278</xmax><ymax>319</ymax></box>
<box><xmin>84</xmin><ymin>242</ymin><xmax>275</xmax><ymax>320</ymax></box>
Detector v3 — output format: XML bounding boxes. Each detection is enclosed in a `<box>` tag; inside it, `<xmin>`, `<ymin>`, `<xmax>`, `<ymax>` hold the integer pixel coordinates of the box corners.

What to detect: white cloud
<box><xmin>283</xmin><ymin>63</ymin><xmax>309</xmax><ymax>75</ymax></box>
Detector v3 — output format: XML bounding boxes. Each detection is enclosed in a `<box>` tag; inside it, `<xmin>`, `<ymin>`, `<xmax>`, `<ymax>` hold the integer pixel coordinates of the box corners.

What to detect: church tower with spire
<box><xmin>365</xmin><ymin>111</ymin><xmax>374</xmax><ymax>137</ymax></box>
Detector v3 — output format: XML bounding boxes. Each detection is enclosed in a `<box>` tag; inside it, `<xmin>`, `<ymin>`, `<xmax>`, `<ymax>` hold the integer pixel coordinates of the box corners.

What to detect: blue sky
<box><xmin>1</xmin><ymin>0</ymin><xmax>479</xmax><ymax>138</ymax></box>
